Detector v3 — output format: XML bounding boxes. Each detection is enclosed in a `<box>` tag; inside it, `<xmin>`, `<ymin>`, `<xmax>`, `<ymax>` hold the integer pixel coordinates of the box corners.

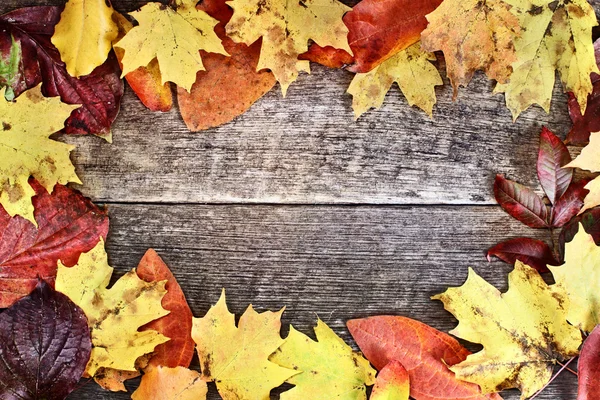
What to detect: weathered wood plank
<box><xmin>66</xmin><ymin>204</ymin><xmax>575</xmax><ymax>399</ymax></box>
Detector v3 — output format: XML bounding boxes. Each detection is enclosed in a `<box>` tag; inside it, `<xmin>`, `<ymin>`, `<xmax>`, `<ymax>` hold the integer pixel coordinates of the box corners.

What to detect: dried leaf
<box><xmin>494</xmin><ymin>174</ymin><xmax>550</xmax><ymax>228</ymax></box>
<box><xmin>552</xmin><ymin>179</ymin><xmax>589</xmax><ymax>226</ymax></box>
<box><xmin>421</xmin><ymin>0</ymin><xmax>520</xmax><ymax>93</ymax></box>
<box><xmin>537</xmin><ymin>127</ymin><xmax>572</xmax><ymax>205</ymax></box>
<box><xmin>51</xmin><ymin>0</ymin><xmax>118</xmax><ymax>77</ymax></box>
<box><xmin>270</xmin><ymin>319</ymin><xmax>376</xmax><ymax>399</ymax></box>
<box><xmin>226</xmin><ymin>0</ymin><xmax>351</xmax><ymax>95</ymax></box>
<box><xmin>579</xmin><ymin>177</ymin><xmax>600</xmax><ymax>215</ymax></box>
<box><xmin>487</xmin><ymin>237</ymin><xmax>558</xmax><ymax>272</ymax></box>
<box><xmin>559</xmin><ymin>208</ymin><xmax>600</xmax><ymax>257</ymax></box>
<box><xmin>115</xmin><ymin>0</ymin><xmax>227</xmax><ymax>91</ymax></box>
<box><xmin>347</xmin><ymin>42</ymin><xmax>442</xmax><ymax>118</ymax></box>
<box><xmin>0</xmin><ymin>180</ymin><xmax>108</xmax><ymax>308</ymax></box>
<box><xmin>347</xmin><ymin>316</ymin><xmax>501</xmax><ymax>400</ymax></box>
<box><xmin>191</xmin><ymin>291</ymin><xmax>295</xmax><ymax>399</ymax></box>
<box><xmin>495</xmin><ymin>0</ymin><xmax>599</xmax><ymax>119</ymax></box>
<box><xmin>549</xmin><ymin>224</ymin><xmax>600</xmax><ymax>332</ymax></box>
<box><xmin>132</xmin><ymin>366</ymin><xmax>208</xmax><ymax>400</ymax></box>
<box><xmin>566</xmin><ymin>131</ymin><xmax>600</xmax><ymax>172</ymax></box>
<box><xmin>0</xmin><ymin>280</ymin><xmax>91</xmax><ymax>400</ymax></box>
<box><xmin>0</xmin><ymin>85</ymin><xmax>80</xmax><ymax>224</ymax></box>
<box><xmin>370</xmin><ymin>361</ymin><xmax>410</xmax><ymax>400</ymax></box>
<box><xmin>55</xmin><ymin>240</ymin><xmax>170</xmax><ymax>378</ymax></box>
<box><xmin>578</xmin><ymin>324</ymin><xmax>600</xmax><ymax>400</ymax></box>
<box><xmin>0</xmin><ymin>6</ymin><xmax>124</xmax><ymax>139</ymax></box>
<box><xmin>177</xmin><ymin>0</ymin><xmax>276</xmax><ymax>131</ymax></box>
<box><xmin>434</xmin><ymin>262</ymin><xmax>582</xmax><ymax>397</ymax></box>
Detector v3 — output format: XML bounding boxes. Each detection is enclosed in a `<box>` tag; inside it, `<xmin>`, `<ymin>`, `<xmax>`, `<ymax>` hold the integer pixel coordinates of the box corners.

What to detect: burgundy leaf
<box><xmin>578</xmin><ymin>324</ymin><xmax>600</xmax><ymax>400</ymax></box>
<box><xmin>487</xmin><ymin>238</ymin><xmax>558</xmax><ymax>273</ymax></box>
<box><xmin>0</xmin><ymin>179</ymin><xmax>109</xmax><ymax>308</ymax></box>
<box><xmin>537</xmin><ymin>127</ymin><xmax>573</xmax><ymax>205</ymax></box>
<box><xmin>559</xmin><ymin>208</ymin><xmax>600</xmax><ymax>261</ymax></box>
<box><xmin>552</xmin><ymin>179</ymin><xmax>590</xmax><ymax>227</ymax></box>
<box><xmin>0</xmin><ymin>6</ymin><xmax>123</xmax><ymax>139</ymax></box>
<box><xmin>567</xmin><ymin>39</ymin><xmax>600</xmax><ymax>146</ymax></box>
<box><xmin>0</xmin><ymin>280</ymin><xmax>91</xmax><ymax>400</ymax></box>
<box><xmin>494</xmin><ymin>174</ymin><xmax>550</xmax><ymax>228</ymax></box>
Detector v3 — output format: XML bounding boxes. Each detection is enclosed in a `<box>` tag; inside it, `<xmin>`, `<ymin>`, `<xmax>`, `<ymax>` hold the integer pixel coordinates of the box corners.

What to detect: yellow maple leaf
<box><xmin>0</xmin><ymin>85</ymin><xmax>80</xmax><ymax>225</ymax></box>
<box><xmin>433</xmin><ymin>261</ymin><xmax>582</xmax><ymax>398</ymax></box>
<box><xmin>114</xmin><ymin>0</ymin><xmax>228</xmax><ymax>92</ymax></box>
<box><xmin>421</xmin><ymin>0</ymin><xmax>520</xmax><ymax>93</ymax></box>
<box><xmin>347</xmin><ymin>42</ymin><xmax>443</xmax><ymax>119</ymax></box>
<box><xmin>270</xmin><ymin>319</ymin><xmax>376</xmax><ymax>399</ymax></box>
<box><xmin>495</xmin><ymin>0</ymin><xmax>598</xmax><ymax>119</ymax></box>
<box><xmin>55</xmin><ymin>239</ymin><xmax>170</xmax><ymax>377</ymax></box>
<box><xmin>225</xmin><ymin>0</ymin><xmax>351</xmax><ymax>95</ymax></box>
<box><xmin>549</xmin><ymin>224</ymin><xmax>600</xmax><ymax>332</ymax></box>
<box><xmin>52</xmin><ymin>0</ymin><xmax>119</xmax><ymax>77</ymax></box>
<box><xmin>132</xmin><ymin>366</ymin><xmax>207</xmax><ymax>400</ymax></box>
<box><xmin>565</xmin><ymin>131</ymin><xmax>600</xmax><ymax>213</ymax></box>
<box><xmin>191</xmin><ymin>291</ymin><xmax>296</xmax><ymax>399</ymax></box>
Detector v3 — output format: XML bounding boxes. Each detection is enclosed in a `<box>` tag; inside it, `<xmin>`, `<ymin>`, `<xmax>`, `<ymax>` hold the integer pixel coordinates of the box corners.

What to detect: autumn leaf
<box><xmin>494</xmin><ymin>0</ymin><xmax>599</xmax><ymax>119</ymax></box>
<box><xmin>191</xmin><ymin>291</ymin><xmax>295</xmax><ymax>399</ymax></box>
<box><xmin>225</xmin><ymin>0</ymin><xmax>351</xmax><ymax>95</ymax></box>
<box><xmin>0</xmin><ymin>280</ymin><xmax>91</xmax><ymax>400</ymax></box>
<box><xmin>0</xmin><ymin>85</ymin><xmax>80</xmax><ymax>224</ymax></box>
<box><xmin>113</xmin><ymin>11</ymin><xmax>173</xmax><ymax>112</ymax></box>
<box><xmin>0</xmin><ymin>180</ymin><xmax>108</xmax><ymax>308</ymax></box>
<box><xmin>551</xmin><ymin>179</ymin><xmax>589</xmax><ymax>227</ymax></box>
<box><xmin>132</xmin><ymin>366</ymin><xmax>207</xmax><ymax>400</ymax></box>
<box><xmin>486</xmin><ymin>237</ymin><xmax>558</xmax><ymax>272</ymax></box>
<box><xmin>137</xmin><ymin>249</ymin><xmax>195</xmax><ymax>369</ymax></box>
<box><xmin>270</xmin><ymin>319</ymin><xmax>376</xmax><ymax>399</ymax></box>
<box><xmin>177</xmin><ymin>0</ymin><xmax>276</xmax><ymax>131</ymax></box>
<box><xmin>54</xmin><ymin>240</ymin><xmax>170</xmax><ymax>378</ymax></box>
<box><xmin>559</xmin><ymin>208</ymin><xmax>600</xmax><ymax>259</ymax></box>
<box><xmin>347</xmin><ymin>316</ymin><xmax>500</xmax><ymax>400</ymax></box>
<box><xmin>347</xmin><ymin>42</ymin><xmax>442</xmax><ymax>118</ymax></box>
<box><xmin>433</xmin><ymin>261</ymin><xmax>582</xmax><ymax>397</ymax></box>
<box><xmin>421</xmin><ymin>0</ymin><xmax>520</xmax><ymax>94</ymax></box>
<box><xmin>578</xmin><ymin>324</ymin><xmax>600</xmax><ymax>400</ymax></box>
<box><xmin>566</xmin><ymin>132</ymin><xmax>600</xmax><ymax>214</ymax></box>
<box><xmin>537</xmin><ymin>127</ymin><xmax>572</xmax><ymax>205</ymax></box>
<box><xmin>115</xmin><ymin>0</ymin><xmax>227</xmax><ymax>92</ymax></box>
<box><xmin>370</xmin><ymin>361</ymin><xmax>410</xmax><ymax>400</ymax></box>
<box><xmin>567</xmin><ymin>38</ymin><xmax>600</xmax><ymax>146</ymax></box>
<box><xmin>94</xmin><ymin>363</ymin><xmax>147</xmax><ymax>392</ymax></box>
<box><xmin>494</xmin><ymin>174</ymin><xmax>550</xmax><ymax>228</ymax></box>
<box><xmin>0</xmin><ymin>6</ymin><xmax>124</xmax><ymax>139</ymax></box>
<box><xmin>549</xmin><ymin>224</ymin><xmax>600</xmax><ymax>332</ymax></box>
<box><xmin>51</xmin><ymin>0</ymin><xmax>118</xmax><ymax>77</ymax></box>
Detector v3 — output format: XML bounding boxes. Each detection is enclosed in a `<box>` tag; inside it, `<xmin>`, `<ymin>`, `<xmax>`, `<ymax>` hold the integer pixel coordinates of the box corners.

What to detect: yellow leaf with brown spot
<box><xmin>421</xmin><ymin>0</ymin><xmax>520</xmax><ymax>93</ymax></box>
<box><xmin>549</xmin><ymin>224</ymin><xmax>600</xmax><ymax>333</ymax></box>
<box><xmin>55</xmin><ymin>239</ymin><xmax>170</xmax><ymax>378</ymax></box>
<box><xmin>191</xmin><ymin>291</ymin><xmax>296</xmax><ymax>400</ymax></box>
<box><xmin>0</xmin><ymin>85</ymin><xmax>80</xmax><ymax>225</ymax></box>
<box><xmin>132</xmin><ymin>366</ymin><xmax>207</xmax><ymax>400</ymax></box>
<box><xmin>114</xmin><ymin>0</ymin><xmax>228</xmax><ymax>91</ymax></box>
<box><xmin>347</xmin><ymin>42</ymin><xmax>442</xmax><ymax>119</ymax></box>
<box><xmin>51</xmin><ymin>0</ymin><xmax>118</xmax><ymax>77</ymax></box>
<box><xmin>225</xmin><ymin>0</ymin><xmax>351</xmax><ymax>95</ymax></box>
<box><xmin>270</xmin><ymin>319</ymin><xmax>376</xmax><ymax>399</ymax></box>
<box><xmin>433</xmin><ymin>261</ymin><xmax>582</xmax><ymax>398</ymax></box>
<box><xmin>566</xmin><ymin>131</ymin><xmax>600</xmax><ymax>214</ymax></box>
<box><xmin>495</xmin><ymin>0</ymin><xmax>598</xmax><ymax>119</ymax></box>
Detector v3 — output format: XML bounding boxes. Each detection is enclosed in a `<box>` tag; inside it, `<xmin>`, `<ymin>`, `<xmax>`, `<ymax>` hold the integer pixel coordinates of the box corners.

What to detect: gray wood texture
<box><xmin>2</xmin><ymin>0</ymin><xmax>597</xmax><ymax>398</ymax></box>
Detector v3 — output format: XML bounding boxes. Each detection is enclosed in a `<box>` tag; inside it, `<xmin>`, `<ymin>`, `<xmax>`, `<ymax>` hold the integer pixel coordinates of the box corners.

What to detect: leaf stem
<box><xmin>556</xmin><ymin>359</ymin><xmax>578</xmax><ymax>376</ymax></box>
<box><xmin>530</xmin><ymin>357</ymin><xmax>576</xmax><ymax>399</ymax></box>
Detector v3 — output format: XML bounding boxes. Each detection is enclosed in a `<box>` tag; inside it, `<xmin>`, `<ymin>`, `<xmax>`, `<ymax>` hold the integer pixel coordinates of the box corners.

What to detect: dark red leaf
<box><xmin>559</xmin><ymin>208</ymin><xmax>600</xmax><ymax>261</ymax></box>
<box><xmin>552</xmin><ymin>179</ymin><xmax>590</xmax><ymax>227</ymax></box>
<box><xmin>578</xmin><ymin>324</ymin><xmax>600</xmax><ymax>399</ymax></box>
<box><xmin>487</xmin><ymin>238</ymin><xmax>558</xmax><ymax>273</ymax></box>
<box><xmin>0</xmin><ymin>280</ymin><xmax>91</xmax><ymax>400</ymax></box>
<box><xmin>567</xmin><ymin>39</ymin><xmax>600</xmax><ymax>146</ymax></box>
<box><xmin>537</xmin><ymin>127</ymin><xmax>573</xmax><ymax>205</ymax></box>
<box><xmin>0</xmin><ymin>6</ymin><xmax>124</xmax><ymax>139</ymax></box>
<box><xmin>302</xmin><ymin>0</ymin><xmax>443</xmax><ymax>73</ymax></box>
<box><xmin>494</xmin><ymin>174</ymin><xmax>550</xmax><ymax>228</ymax></box>
<box><xmin>0</xmin><ymin>180</ymin><xmax>109</xmax><ymax>308</ymax></box>
<box><xmin>138</xmin><ymin>249</ymin><xmax>195</xmax><ymax>369</ymax></box>
<box><xmin>347</xmin><ymin>316</ymin><xmax>501</xmax><ymax>400</ymax></box>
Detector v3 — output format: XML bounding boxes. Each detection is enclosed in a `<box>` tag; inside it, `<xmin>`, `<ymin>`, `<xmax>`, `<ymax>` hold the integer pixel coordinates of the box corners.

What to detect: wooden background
<box><xmin>3</xmin><ymin>0</ymin><xmax>598</xmax><ymax>398</ymax></box>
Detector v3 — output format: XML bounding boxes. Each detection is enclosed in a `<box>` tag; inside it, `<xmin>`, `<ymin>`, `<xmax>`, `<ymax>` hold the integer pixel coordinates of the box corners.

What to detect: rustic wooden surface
<box><xmin>3</xmin><ymin>0</ymin><xmax>598</xmax><ymax>398</ymax></box>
